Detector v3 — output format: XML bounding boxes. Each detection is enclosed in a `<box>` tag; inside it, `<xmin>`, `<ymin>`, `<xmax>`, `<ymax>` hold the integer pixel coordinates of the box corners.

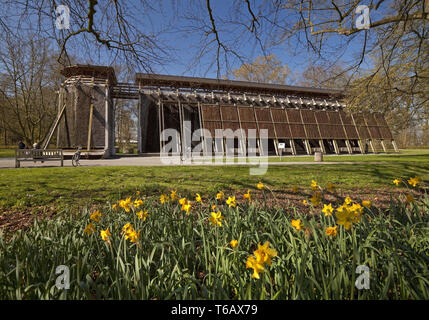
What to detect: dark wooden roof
<box><xmin>135</xmin><ymin>73</ymin><xmax>344</xmax><ymax>99</ymax></box>
<box><xmin>61</xmin><ymin>65</ymin><xmax>117</xmax><ymax>84</ymax></box>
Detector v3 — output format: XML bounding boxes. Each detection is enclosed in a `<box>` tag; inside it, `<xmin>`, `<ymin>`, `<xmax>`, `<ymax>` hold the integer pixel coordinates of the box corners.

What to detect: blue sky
<box><xmin>1</xmin><ymin>0</ymin><xmax>381</xmax><ymax>81</ymax></box>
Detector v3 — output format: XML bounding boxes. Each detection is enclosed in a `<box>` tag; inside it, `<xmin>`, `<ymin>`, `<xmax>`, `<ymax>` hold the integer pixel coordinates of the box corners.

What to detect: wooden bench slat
<box><xmin>15</xmin><ymin>149</ymin><xmax>64</xmax><ymax>168</ymax></box>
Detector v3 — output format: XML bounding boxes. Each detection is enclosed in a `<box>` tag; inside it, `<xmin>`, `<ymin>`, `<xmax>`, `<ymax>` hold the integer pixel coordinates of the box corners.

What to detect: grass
<box><xmin>265</xmin><ymin>149</ymin><xmax>429</xmax><ymax>163</ymax></box>
<box><xmin>0</xmin><ymin>191</ymin><xmax>428</xmax><ymax>299</ymax></box>
<box><xmin>0</xmin><ymin>161</ymin><xmax>428</xmax><ymax>211</ymax></box>
<box><xmin>0</xmin><ymin>150</ymin><xmax>428</xmax><ymax>299</ymax></box>
<box><xmin>0</xmin><ymin>148</ymin><xmax>14</xmax><ymax>158</ymax></box>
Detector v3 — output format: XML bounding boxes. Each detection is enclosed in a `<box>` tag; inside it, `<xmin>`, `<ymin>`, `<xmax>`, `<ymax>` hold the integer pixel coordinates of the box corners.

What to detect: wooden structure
<box><xmin>44</xmin><ymin>65</ymin><xmax>397</xmax><ymax>158</ymax></box>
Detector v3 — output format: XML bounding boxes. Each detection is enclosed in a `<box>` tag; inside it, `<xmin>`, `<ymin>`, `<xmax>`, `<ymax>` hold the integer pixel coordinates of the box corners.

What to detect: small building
<box><xmin>42</xmin><ymin>65</ymin><xmax>397</xmax><ymax>157</ymax></box>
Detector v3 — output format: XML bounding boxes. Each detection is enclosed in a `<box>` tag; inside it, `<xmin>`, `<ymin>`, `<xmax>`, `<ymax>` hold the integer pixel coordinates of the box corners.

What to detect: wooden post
<box><xmin>333</xmin><ymin>140</ymin><xmax>340</xmax><ymax>154</ymax></box>
<box><xmin>289</xmin><ymin>139</ymin><xmax>296</xmax><ymax>155</ymax></box>
<box><xmin>137</xmin><ymin>91</ymin><xmax>143</xmax><ymax>154</ymax></box>
<box><xmin>104</xmin><ymin>80</ymin><xmax>112</xmax><ymax>157</ymax></box>
<box><xmin>304</xmin><ymin>139</ymin><xmax>312</xmax><ymax>155</ymax></box>
<box><xmin>158</xmin><ymin>100</ymin><xmax>163</xmax><ymax>154</ymax></box>
<box><xmin>269</xmin><ymin>108</ymin><xmax>280</xmax><ymax>156</ymax></box>
<box><xmin>369</xmin><ymin>139</ymin><xmax>376</xmax><ymax>153</ymax></box>
<box><xmin>56</xmin><ymin>87</ymin><xmax>63</xmax><ymax>148</ymax></box>
<box><xmin>87</xmin><ymin>103</ymin><xmax>94</xmax><ymax>151</ymax></box>
<box><xmin>345</xmin><ymin>139</ymin><xmax>353</xmax><ymax>154</ymax></box>
<box><xmin>318</xmin><ymin>139</ymin><xmax>325</xmax><ymax>153</ymax></box>
<box><xmin>392</xmin><ymin>140</ymin><xmax>399</xmax><ymax>152</ymax></box>
<box><xmin>380</xmin><ymin>140</ymin><xmax>387</xmax><ymax>152</ymax></box>
<box><xmin>358</xmin><ymin>139</ymin><xmax>365</xmax><ymax>154</ymax></box>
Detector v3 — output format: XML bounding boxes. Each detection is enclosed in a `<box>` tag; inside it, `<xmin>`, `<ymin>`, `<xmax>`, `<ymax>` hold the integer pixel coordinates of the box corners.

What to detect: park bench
<box><xmin>15</xmin><ymin>149</ymin><xmax>64</xmax><ymax>168</ymax></box>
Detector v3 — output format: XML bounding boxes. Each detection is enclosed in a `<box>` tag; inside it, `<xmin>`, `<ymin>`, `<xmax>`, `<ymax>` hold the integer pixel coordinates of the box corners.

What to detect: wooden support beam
<box><xmin>158</xmin><ymin>100</ymin><xmax>163</xmax><ymax>154</ymax></box>
<box><xmin>332</xmin><ymin>140</ymin><xmax>340</xmax><ymax>154</ymax></box>
<box><xmin>104</xmin><ymin>81</ymin><xmax>112</xmax><ymax>157</ymax></box>
<box><xmin>87</xmin><ymin>103</ymin><xmax>94</xmax><ymax>151</ymax></box>
<box><xmin>392</xmin><ymin>140</ymin><xmax>399</xmax><ymax>152</ymax></box>
<box><xmin>345</xmin><ymin>140</ymin><xmax>353</xmax><ymax>154</ymax></box>
<box><xmin>318</xmin><ymin>140</ymin><xmax>325</xmax><ymax>154</ymax></box>
<box><xmin>304</xmin><ymin>139</ymin><xmax>312</xmax><ymax>155</ymax></box>
<box><xmin>138</xmin><ymin>92</ymin><xmax>150</xmax><ymax>154</ymax></box>
<box><xmin>380</xmin><ymin>140</ymin><xmax>387</xmax><ymax>152</ymax></box>
<box><xmin>289</xmin><ymin>139</ymin><xmax>296</xmax><ymax>155</ymax></box>
<box><xmin>369</xmin><ymin>139</ymin><xmax>376</xmax><ymax>153</ymax></box>
<box><xmin>236</xmin><ymin>104</ymin><xmax>246</xmax><ymax>156</ymax></box>
<box><xmin>56</xmin><ymin>87</ymin><xmax>63</xmax><ymax>148</ymax></box>
<box><xmin>43</xmin><ymin>99</ymin><xmax>66</xmax><ymax>149</ymax></box>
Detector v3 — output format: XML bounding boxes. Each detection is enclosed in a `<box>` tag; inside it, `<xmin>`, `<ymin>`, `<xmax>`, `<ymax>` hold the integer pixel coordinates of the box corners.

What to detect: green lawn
<box><xmin>0</xmin><ymin>148</ymin><xmax>14</xmax><ymax>158</ymax></box>
<box><xmin>265</xmin><ymin>149</ymin><xmax>429</xmax><ymax>163</ymax></box>
<box><xmin>1</xmin><ymin>149</ymin><xmax>428</xmax><ymax>300</ymax></box>
<box><xmin>0</xmin><ymin>159</ymin><xmax>428</xmax><ymax>211</ymax></box>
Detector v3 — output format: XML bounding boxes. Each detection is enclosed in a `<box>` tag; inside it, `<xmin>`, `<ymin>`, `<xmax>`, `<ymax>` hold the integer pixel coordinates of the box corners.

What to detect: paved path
<box><xmin>0</xmin><ymin>156</ymin><xmax>381</xmax><ymax>168</ymax></box>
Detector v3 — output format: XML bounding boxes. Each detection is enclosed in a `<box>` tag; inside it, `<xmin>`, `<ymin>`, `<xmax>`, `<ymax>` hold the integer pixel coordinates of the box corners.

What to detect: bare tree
<box><xmin>0</xmin><ymin>35</ymin><xmax>60</xmax><ymax>146</ymax></box>
<box><xmin>0</xmin><ymin>0</ymin><xmax>171</xmax><ymax>72</ymax></box>
<box><xmin>229</xmin><ymin>54</ymin><xmax>292</xmax><ymax>84</ymax></box>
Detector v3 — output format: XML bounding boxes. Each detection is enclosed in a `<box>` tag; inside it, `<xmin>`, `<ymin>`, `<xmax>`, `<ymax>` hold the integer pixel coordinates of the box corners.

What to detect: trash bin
<box><xmin>314</xmin><ymin>151</ymin><xmax>323</xmax><ymax>162</ymax></box>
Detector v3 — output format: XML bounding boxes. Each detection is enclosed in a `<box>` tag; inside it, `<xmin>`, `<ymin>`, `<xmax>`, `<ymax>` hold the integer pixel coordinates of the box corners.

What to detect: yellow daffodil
<box><xmin>310</xmin><ymin>192</ymin><xmax>321</xmax><ymax>206</ymax></box>
<box><xmin>216</xmin><ymin>191</ymin><xmax>225</xmax><ymax>200</ymax></box>
<box><xmin>90</xmin><ymin>210</ymin><xmax>102</xmax><ymax>222</ymax></box>
<box><xmin>311</xmin><ymin>180</ymin><xmax>318</xmax><ymax>190</ymax></box>
<box><xmin>408</xmin><ymin>176</ymin><xmax>421</xmax><ymax>187</ymax></box>
<box><xmin>406</xmin><ymin>194</ymin><xmax>415</xmax><ymax>203</ymax></box>
<box><xmin>195</xmin><ymin>193</ymin><xmax>202</xmax><ymax>203</ymax></box>
<box><xmin>179</xmin><ymin>197</ymin><xmax>187</xmax><ymax>205</ymax></box>
<box><xmin>125</xmin><ymin>229</ymin><xmax>140</xmax><ymax>243</ymax></box>
<box><xmin>349</xmin><ymin>203</ymin><xmax>363</xmax><ymax>223</ymax></box>
<box><xmin>181</xmin><ymin>202</ymin><xmax>192</xmax><ymax>214</ymax></box>
<box><xmin>393</xmin><ymin>178</ymin><xmax>401</xmax><ymax>186</ymax></box>
<box><xmin>160</xmin><ymin>194</ymin><xmax>168</xmax><ymax>204</ymax></box>
<box><xmin>246</xmin><ymin>242</ymin><xmax>277</xmax><ymax>279</ymax></box>
<box><xmin>322</xmin><ymin>203</ymin><xmax>334</xmax><ymax>216</ymax></box>
<box><xmin>362</xmin><ymin>200</ymin><xmax>371</xmax><ymax>208</ymax></box>
<box><xmin>100</xmin><ymin>228</ymin><xmax>111</xmax><ymax>242</ymax></box>
<box><xmin>230</xmin><ymin>240</ymin><xmax>239</xmax><ymax>248</ymax></box>
<box><xmin>119</xmin><ymin>197</ymin><xmax>132</xmax><ymax>212</ymax></box>
<box><xmin>84</xmin><ymin>223</ymin><xmax>96</xmax><ymax>235</ymax></box>
<box><xmin>335</xmin><ymin>206</ymin><xmax>355</xmax><ymax>230</ymax></box>
<box><xmin>209</xmin><ymin>211</ymin><xmax>224</xmax><ymax>227</ymax></box>
<box><xmin>112</xmin><ymin>203</ymin><xmax>117</xmax><ymax>210</ymax></box>
<box><xmin>243</xmin><ymin>190</ymin><xmax>251</xmax><ymax>201</ymax></box>
<box><xmin>302</xmin><ymin>199</ymin><xmax>308</xmax><ymax>206</ymax></box>
<box><xmin>226</xmin><ymin>196</ymin><xmax>236</xmax><ymax>208</ymax></box>
<box><xmin>257</xmin><ymin>182</ymin><xmax>264</xmax><ymax>190</ymax></box>
<box><xmin>344</xmin><ymin>196</ymin><xmax>352</xmax><ymax>205</ymax></box>
<box><xmin>211</xmin><ymin>204</ymin><xmax>217</xmax><ymax>210</ymax></box>
<box><xmin>122</xmin><ymin>223</ymin><xmax>132</xmax><ymax>233</ymax></box>
<box><xmin>253</xmin><ymin>242</ymin><xmax>277</xmax><ymax>266</ymax></box>
<box><xmin>134</xmin><ymin>199</ymin><xmax>143</xmax><ymax>208</ymax></box>
<box><xmin>121</xmin><ymin>223</ymin><xmax>140</xmax><ymax>243</ymax></box>
<box><xmin>326</xmin><ymin>182</ymin><xmax>336</xmax><ymax>193</ymax></box>
<box><xmin>291</xmin><ymin>219</ymin><xmax>304</xmax><ymax>231</ymax></box>
<box><xmin>246</xmin><ymin>256</ymin><xmax>265</xmax><ymax>279</ymax></box>
<box><xmin>170</xmin><ymin>190</ymin><xmax>178</xmax><ymax>200</ymax></box>
<box><xmin>136</xmin><ymin>210</ymin><xmax>148</xmax><ymax>221</ymax></box>
<box><xmin>325</xmin><ymin>226</ymin><xmax>338</xmax><ymax>237</ymax></box>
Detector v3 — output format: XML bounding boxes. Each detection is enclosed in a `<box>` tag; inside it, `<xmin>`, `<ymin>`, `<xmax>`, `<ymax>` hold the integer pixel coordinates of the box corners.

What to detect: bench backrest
<box><xmin>15</xmin><ymin>149</ymin><xmax>63</xmax><ymax>158</ymax></box>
